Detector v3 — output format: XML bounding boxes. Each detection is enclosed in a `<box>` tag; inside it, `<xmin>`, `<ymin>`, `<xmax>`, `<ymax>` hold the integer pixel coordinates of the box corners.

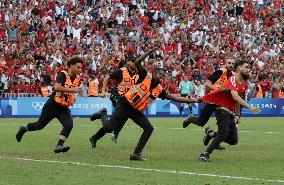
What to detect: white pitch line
<box><xmin>168</xmin><ymin>128</ymin><xmax>185</xmax><ymax>130</ymax></box>
<box><xmin>0</xmin><ymin>124</ymin><xmax>280</xmax><ymax>134</ymax></box>
<box><xmin>79</xmin><ymin>125</ymin><xmax>281</xmax><ymax>134</ymax></box>
<box><xmin>265</xmin><ymin>131</ymin><xmax>280</xmax><ymax>134</ymax></box>
<box><xmin>0</xmin><ymin>156</ymin><xmax>283</xmax><ymax>184</ymax></box>
<box><xmin>238</xmin><ymin>130</ymin><xmax>252</xmax><ymax>133</ymax></box>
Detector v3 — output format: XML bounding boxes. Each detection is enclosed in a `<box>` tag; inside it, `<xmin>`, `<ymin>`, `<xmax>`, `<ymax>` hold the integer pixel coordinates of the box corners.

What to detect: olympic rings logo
<box><xmin>32</xmin><ymin>102</ymin><xmax>45</xmax><ymax>111</ymax></box>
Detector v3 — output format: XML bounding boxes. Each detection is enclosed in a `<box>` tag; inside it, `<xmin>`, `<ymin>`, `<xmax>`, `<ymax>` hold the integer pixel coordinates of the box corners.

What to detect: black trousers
<box><xmin>27</xmin><ymin>98</ymin><xmax>73</xmax><ymax>138</ymax></box>
<box><xmin>91</xmin><ymin>99</ymin><xmax>154</xmax><ymax>154</ymax></box>
<box><xmin>192</xmin><ymin>104</ymin><xmax>219</xmax><ymax>127</ymax></box>
<box><xmin>109</xmin><ymin>91</ymin><xmax>125</xmax><ymax>136</ymax></box>
<box><xmin>206</xmin><ymin>109</ymin><xmax>238</xmax><ymax>154</ymax></box>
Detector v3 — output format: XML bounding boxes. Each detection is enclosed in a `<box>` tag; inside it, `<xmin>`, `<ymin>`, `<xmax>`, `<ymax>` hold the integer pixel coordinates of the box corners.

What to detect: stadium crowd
<box><xmin>0</xmin><ymin>0</ymin><xmax>283</xmax><ymax>98</ymax></box>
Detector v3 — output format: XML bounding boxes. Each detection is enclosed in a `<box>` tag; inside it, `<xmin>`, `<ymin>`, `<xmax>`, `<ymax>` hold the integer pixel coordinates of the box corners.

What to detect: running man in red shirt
<box><xmin>183</xmin><ymin>58</ymin><xmax>235</xmax><ymax>150</ymax></box>
<box><xmin>198</xmin><ymin>61</ymin><xmax>260</xmax><ymax>162</ymax></box>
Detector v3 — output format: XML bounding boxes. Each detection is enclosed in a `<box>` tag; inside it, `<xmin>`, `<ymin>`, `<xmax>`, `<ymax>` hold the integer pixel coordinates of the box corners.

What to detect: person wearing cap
<box><xmin>90</xmin><ymin>47</ymin><xmax>158</xmax><ymax>143</ymax></box>
<box><xmin>89</xmin><ymin>65</ymin><xmax>198</xmax><ymax>161</ymax></box>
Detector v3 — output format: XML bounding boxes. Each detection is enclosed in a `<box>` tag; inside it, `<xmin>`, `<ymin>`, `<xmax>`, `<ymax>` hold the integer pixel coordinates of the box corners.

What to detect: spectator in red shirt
<box><xmin>168</xmin><ymin>77</ymin><xmax>179</xmax><ymax>94</ymax></box>
<box><xmin>8</xmin><ymin>82</ymin><xmax>18</xmax><ymax>94</ymax></box>
<box><xmin>34</xmin><ymin>79</ymin><xmax>42</xmax><ymax>92</ymax></box>
<box><xmin>262</xmin><ymin>72</ymin><xmax>274</xmax><ymax>97</ymax></box>
<box><xmin>272</xmin><ymin>78</ymin><xmax>281</xmax><ymax>98</ymax></box>
<box><xmin>18</xmin><ymin>79</ymin><xmax>27</xmax><ymax>93</ymax></box>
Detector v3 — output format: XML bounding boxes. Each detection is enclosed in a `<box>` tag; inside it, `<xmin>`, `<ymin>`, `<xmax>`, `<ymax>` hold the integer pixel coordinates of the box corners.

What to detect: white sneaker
<box><xmin>111</xmin><ymin>134</ymin><xmax>118</xmax><ymax>143</ymax></box>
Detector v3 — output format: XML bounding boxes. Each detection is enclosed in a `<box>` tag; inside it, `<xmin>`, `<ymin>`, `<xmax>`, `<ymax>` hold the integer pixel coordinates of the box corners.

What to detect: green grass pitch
<box><xmin>0</xmin><ymin>117</ymin><xmax>284</xmax><ymax>185</ymax></box>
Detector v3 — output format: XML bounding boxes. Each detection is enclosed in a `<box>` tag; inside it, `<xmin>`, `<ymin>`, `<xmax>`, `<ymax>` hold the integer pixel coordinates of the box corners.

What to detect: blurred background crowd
<box><xmin>0</xmin><ymin>0</ymin><xmax>283</xmax><ymax>98</ymax></box>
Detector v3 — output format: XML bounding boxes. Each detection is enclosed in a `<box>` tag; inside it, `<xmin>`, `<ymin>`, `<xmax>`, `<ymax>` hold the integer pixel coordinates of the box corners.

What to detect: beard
<box><xmin>227</xmin><ymin>70</ymin><xmax>232</xmax><ymax>76</ymax></box>
<box><xmin>241</xmin><ymin>72</ymin><xmax>249</xmax><ymax>80</ymax></box>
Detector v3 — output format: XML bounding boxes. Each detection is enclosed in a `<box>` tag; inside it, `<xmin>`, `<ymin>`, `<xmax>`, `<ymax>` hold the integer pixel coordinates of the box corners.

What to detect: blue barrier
<box><xmin>0</xmin><ymin>97</ymin><xmax>283</xmax><ymax>118</ymax></box>
<box><xmin>0</xmin><ymin>97</ymin><xmax>113</xmax><ymax>118</ymax></box>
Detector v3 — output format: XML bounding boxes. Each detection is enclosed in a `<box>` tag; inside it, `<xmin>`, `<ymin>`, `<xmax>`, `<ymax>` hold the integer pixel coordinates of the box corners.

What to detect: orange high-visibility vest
<box><xmin>213</xmin><ymin>71</ymin><xmax>228</xmax><ymax>89</ymax></box>
<box><xmin>54</xmin><ymin>70</ymin><xmax>80</xmax><ymax>106</ymax></box>
<box><xmin>41</xmin><ymin>86</ymin><xmax>48</xmax><ymax>97</ymax></box>
<box><xmin>125</xmin><ymin>73</ymin><xmax>163</xmax><ymax>111</ymax></box>
<box><xmin>255</xmin><ymin>85</ymin><xmax>263</xmax><ymax>98</ymax></box>
<box><xmin>88</xmin><ymin>80</ymin><xmax>99</xmax><ymax>96</ymax></box>
<box><xmin>117</xmin><ymin>67</ymin><xmax>139</xmax><ymax>95</ymax></box>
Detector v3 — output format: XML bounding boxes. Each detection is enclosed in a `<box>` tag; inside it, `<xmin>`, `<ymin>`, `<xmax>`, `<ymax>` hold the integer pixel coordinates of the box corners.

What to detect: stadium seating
<box><xmin>0</xmin><ymin>0</ymin><xmax>283</xmax><ymax>98</ymax></box>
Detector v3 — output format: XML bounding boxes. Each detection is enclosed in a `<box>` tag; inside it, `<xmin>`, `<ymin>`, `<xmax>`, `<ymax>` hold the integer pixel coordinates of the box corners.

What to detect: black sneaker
<box><xmin>54</xmin><ymin>145</ymin><xmax>70</xmax><ymax>153</ymax></box>
<box><xmin>130</xmin><ymin>153</ymin><xmax>146</xmax><ymax>161</ymax></box>
<box><xmin>16</xmin><ymin>126</ymin><xmax>27</xmax><ymax>142</ymax></box>
<box><xmin>111</xmin><ymin>134</ymin><xmax>118</xmax><ymax>143</ymax></box>
<box><xmin>90</xmin><ymin>108</ymin><xmax>107</xmax><ymax>121</ymax></box>
<box><xmin>183</xmin><ymin>115</ymin><xmax>194</xmax><ymax>128</ymax></box>
<box><xmin>89</xmin><ymin>137</ymin><xmax>97</xmax><ymax>148</ymax></box>
<box><xmin>216</xmin><ymin>145</ymin><xmax>226</xmax><ymax>150</ymax></box>
<box><xmin>203</xmin><ymin>127</ymin><xmax>214</xmax><ymax>146</ymax></box>
<box><xmin>199</xmin><ymin>153</ymin><xmax>210</xmax><ymax>162</ymax></box>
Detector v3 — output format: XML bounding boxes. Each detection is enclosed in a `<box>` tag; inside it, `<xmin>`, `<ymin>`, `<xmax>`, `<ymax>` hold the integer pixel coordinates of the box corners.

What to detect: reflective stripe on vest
<box><xmin>88</xmin><ymin>80</ymin><xmax>98</xmax><ymax>96</ymax></box>
<box><xmin>54</xmin><ymin>70</ymin><xmax>80</xmax><ymax>106</ymax></box>
<box><xmin>41</xmin><ymin>87</ymin><xmax>48</xmax><ymax>97</ymax></box>
<box><xmin>117</xmin><ymin>67</ymin><xmax>139</xmax><ymax>95</ymax></box>
<box><xmin>125</xmin><ymin>73</ymin><xmax>163</xmax><ymax>111</ymax></box>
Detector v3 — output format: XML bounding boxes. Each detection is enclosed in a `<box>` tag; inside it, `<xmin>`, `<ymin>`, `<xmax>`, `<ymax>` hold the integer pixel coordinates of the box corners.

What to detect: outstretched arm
<box><xmin>231</xmin><ymin>90</ymin><xmax>260</xmax><ymax>113</ymax></box>
<box><xmin>135</xmin><ymin>47</ymin><xmax>158</xmax><ymax>67</ymax></box>
<box><xmin>165</xmin><ymin>93</ymin><xmax>198</xmax><ymax>104</ymax></box>
<box><xmin>205</xmin><ymin>79</ymin><xmax>217</xmax><ymax>90</ymax></box>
